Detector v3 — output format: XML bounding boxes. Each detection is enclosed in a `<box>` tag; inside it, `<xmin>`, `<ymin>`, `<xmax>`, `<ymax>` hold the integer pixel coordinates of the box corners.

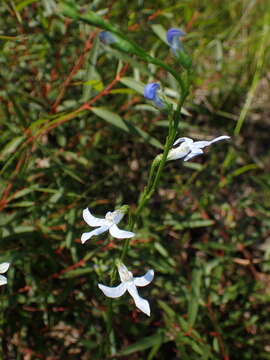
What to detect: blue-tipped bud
<box><xmin>166</xmin><ymin>28</ymin><xmax>192</xmax><ymax>69</ymax></box>
<box><xmin>166</xmin><ymin>28</ymin><xmax>186</xmax><ymax>55</ymax></box>
<box><xmin>99</xmin><ymin>31</ymin><xmax>115</xmax><ymax>45</ymax></box>
<box><xmin>144</xmin><ymin>83</ymin><xmax>165</xmax><ymax>108</ymax></box>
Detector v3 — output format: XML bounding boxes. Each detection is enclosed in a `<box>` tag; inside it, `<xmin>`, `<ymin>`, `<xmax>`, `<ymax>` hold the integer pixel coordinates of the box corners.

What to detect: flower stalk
<box><xmin>120</xmin><ymin>79</ymin><xmax>191</xmax><ymax>264</ymax></box>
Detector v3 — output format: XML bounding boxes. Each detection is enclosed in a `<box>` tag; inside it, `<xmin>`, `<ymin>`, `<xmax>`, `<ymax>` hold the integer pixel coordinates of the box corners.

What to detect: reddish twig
<box><xmin>31</xmin><ymin>63</ymin><xmax>129</xmax><ymax>142</ymax></box>
<box><xmin>50</xmin><ymin>258</ymin><xmax>86</xmax><ymax>279</ymax></box>
<box><xmin>186</xmin><ymin>10</ymin><xmax>200</xmax><ymax>32</ymax></box>
<box><xmin>19</xmin><ymin>347</ymin><xmax>45</xmax><ymax>359</ymax></box>
<box><xmin>237</xmin><ymin>243</ymin><xmax>259</xmax><ymax>280</ymax></box>
<box><xmin>1</xmin><ymin>63</ymin><xmax>129</xmax><ymax>210</ymax></box>
<box><xmin>17</xmin><ymin>258</ymin><xmax>87</xmax><ymax>294</ymax></box>
<box><xmin>206</xmin><ymin>299</ymin><xmax>230</xmax><ymax>360</ymax></box>
<box><xmin>147</xmin><ymin>9</ymin><xmax>162</xmax><ymax>22</ymax></box>
<box><xmin>51</xmin><ymin>31</ymin><xmax>97</xmax><ymax>113</ymax></box>
<box><xmin>0</xmin><ymin>155</ymin><xmax>25</xmax><ymax>211</ymax></box>
<box><xmin>86</xmin><ymin>63</ymin><xmax>129</xmax><ymax>108</ymax></box>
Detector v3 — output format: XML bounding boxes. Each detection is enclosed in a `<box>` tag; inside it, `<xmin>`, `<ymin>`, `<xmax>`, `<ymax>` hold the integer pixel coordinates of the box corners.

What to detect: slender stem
<box><xmin>107</xmin><ymin>69</ymin><xmax>190</xmax><ymax>357</ymax></box>
<box><xmin>103</xmin><ymin>299</ymin><xmax>116</xmax><ymax>358</ymax></box>
<box><xmin>120</xmin><ymin>84</ymin><xmax>189</xmax><ymax>264</ymax></box>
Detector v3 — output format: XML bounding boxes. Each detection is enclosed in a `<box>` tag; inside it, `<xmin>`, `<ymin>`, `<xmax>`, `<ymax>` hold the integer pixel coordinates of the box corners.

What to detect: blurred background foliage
<box><xmin>0</xmin><ymin>0</ymin><xmax>270</xmax><ymax>359</ymax></box>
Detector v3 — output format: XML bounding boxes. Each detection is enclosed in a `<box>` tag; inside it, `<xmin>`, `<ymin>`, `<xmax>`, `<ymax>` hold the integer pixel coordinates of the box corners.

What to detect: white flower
<box><xmin>0</xmin><ymin>263</ymin><xmax>10</xmax><ymax>286</ymax></box>
<box><xmin>81</xmin><ymin>208</ymin><xmax>135</xmax><ymax>244</ymax></box>
<box><xmin>167</xmin><ymin>135</ymin><xmax>230</xmax><ymax>162</ymax></box>
<box><xmin>98</xmin><ymin>263</ymin><xmax>154</xmax><ymax>316</ymax></box>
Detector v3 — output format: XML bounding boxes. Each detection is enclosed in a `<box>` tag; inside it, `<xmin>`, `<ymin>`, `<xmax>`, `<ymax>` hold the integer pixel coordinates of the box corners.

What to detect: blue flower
<box><xmin>99</xmin><ymin>31</ymin><xmax>115</xmax><ymax>45</ymax></box>
<box><xmin>144</xmin><ymin>83</ymin><xmax>165</xmax><ymax>108</ymax></box>
<box><xmin>166</xmin><ymin>28</ymin><xmax>186</xmax><ymax>55</ymax></box>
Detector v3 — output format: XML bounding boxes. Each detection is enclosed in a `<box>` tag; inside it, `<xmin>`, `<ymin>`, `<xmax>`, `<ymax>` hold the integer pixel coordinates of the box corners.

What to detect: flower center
<box><xmin>178</xmin><ymin>142</ymin><xmax>190</xmax><ymax>153</ymax></box>
<box><xmin>118</xmin><ymin>264</ymin><xmax>133</xmax><ymax>282</ymax></box>
<box><xmin>167</xmin><ymin>142</ymin><xmax>191</xmax><ymax>161</ymax></box>
<box><xmin>105</xmin><ymin>210</ymin><xmax>118</xmax><ymax>224</ymax></box>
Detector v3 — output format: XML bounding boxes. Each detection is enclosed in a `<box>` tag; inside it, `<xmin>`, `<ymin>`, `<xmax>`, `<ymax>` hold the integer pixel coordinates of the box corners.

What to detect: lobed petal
<box><xmin>127</xmin><ymin>283</ymin><xmax>151</xmax><ymax>316</ymax></box>
<box><xmin>166</xmin><ymin>28</ymin><xmax>186</xmax><ymax>45</ymax></box>
<box><xmin>184</xmin><ymin>149</ymin><xmax>204</xmax><ymax>161</ymax></box>
<box><xmin>153</xmin><ymin>96</ymin><xmax>165</xmax><ymax>108</ymax></box>
<box><xmin>192</xmin><ymin>140</ymin><xmax>211</xmax><ymax>149</ymax></box>
<box><xmin>193</xmin><ymin>136</ymin><xmax>230</xmax><ymax>149</ymax></box>
<box><xmin>167</xmin><ymin>146</ymin><xmax>190</xmax><ymax>161</ymax></box>
<box><xmin>144</xmin><ymin>83</ymin><xmax>165</xmax><ymax>108</ymax></box>
<box><xmin>81</xmin><ymin>225</ymin><xmax>109</xmax><ymax>244</ymax></box>
<box><xmin>144</xmin><ymin>83</ymin><xmax>160</xmax><ymax>100</ymax></box>
<box><xmin>118</xmin><ymin>263</ymin><xmax>133</xmax><ymax>283</ymax></box>
<box><xmin>134</xmin><ymin>269</ymin><xmax>154</xmax><ymax>287</ymax></box>
<box><xmin>111</xmin><ymin>210</ymin><xmax>125</xmax><ymax>225</ymax></box>
<box><xmin>0</xmin><ymin>262</ymin><xmax>10</xmax><ymax>274</ymax></box>
<box><xmin>109</xmin><ymin>224</ymin><xmax>135</xmax><ymax>239</ymax></box>
<box><xmin>98</xmin><ymin>282</ymin><xmax>127</xmax><ymax>298</ymax></box>
<box><xmin>209</xmin><ymin>135</ymin><xmax>230</xmax><ymax>144</ymax></box>
<box><xmin>173</xmin><ymin>137</ymin><xmax>193</xmax><ymax>146</ymax></box>
<box><xmin>83</xmin><ymin>208</ymin><xmax>107</xmax><ymax>227</ymax></box>
<box><xmin>99</xmin><ymin>31</ymin><xmax>115</xmax><ymax>44</ymax></box>
<box><xmin>0</xmin><ymin>275</ymin><xmax>7</xmax><ymax>286</ymax></box>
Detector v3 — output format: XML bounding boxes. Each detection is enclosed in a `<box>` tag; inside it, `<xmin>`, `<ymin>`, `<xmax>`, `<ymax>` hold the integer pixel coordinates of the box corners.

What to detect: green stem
<box><xmin>120</xmin><ymin>85</ymin><xmax>189</xmax><ymax>264</ymax></box>
<box><xmin>107</xmin><ymin>68</ymin><xmax>190</xmax><ymax>357</ymax></box>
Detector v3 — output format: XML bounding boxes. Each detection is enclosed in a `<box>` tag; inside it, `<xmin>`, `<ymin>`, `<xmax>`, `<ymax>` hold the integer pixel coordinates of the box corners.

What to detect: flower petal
<box><xmin>144</xmin><ymin>83</ymin><xmax>165</xmax><ymax>108</ymax></box>
<box><xmin>111</xmin><ymin>210</ymin><xmax>125</xmax><ymax>225</ymax></box>
<box><xmin>118</xmin><ymin>263</ymin><xmax>133</xmax><ymax>282</ymax></box>
<box><xmin>144</xmin><ymin>83</ymin><xmax>160</xmax><ymax>100</ymax></box>
<box><xmin>184</xmin><ymin>149</ymin><xmax>204</xmax><ymax>161</ymax></box>
<box><xmin>173</xmin><ymin>137</ymin><xmax>193</xmax><ymax>146</ymax></box>
<box><xmin>192</xmin><ymin>140</ymin><xmax>211</xmax><ymax>149</ymax></box>
<box><xmin>134</xmin><ymin>269</ymin><xmax>154</xmax><ymax>287</ymax></box>
<box><xmin>0</xmin><ymin>263</ymin><xmax>10</xmax><ymax>274</ymax></box>
<box><xmin>99</xmin><ymin>31</ymin><xmax>115</xmax><ymax>44</ymax></box>
<box><xmin>127</xmin><ymin>283</ymin><xmax>151</xmax><ymax>316</ymax></box>
<box><xmin>109</xmin><ymin>224</ymin><xmax>135</xmax><ymax>239</ymax></box>
<box><xmin>166</xmin><ymin>28</ymin><xmax>186</xmax><ymax>45</ymax></box>
<box><xmin>81</xmin><ymin>225</ymin><xmax>109</xmax><ymax>244</ymax></box>
<box><xmin>167</xmin><ymin>146</ymin><xmax>190</xmax><ymax>161</ymax></box>
<box><xmin>193</xmin><ymin>136</ymin><xmax>230</xmax><ymax>149</ymax></box>
<box><xmin>83</xmin><ymin>208</ymin><xmax>107</xmax><ymax>227</ymax></box>
<box><xmin>0</xmin><ymin>275</ymin><xmax>7</xmax><ymax>286</ymax></box>
<box><xmin>98</xmin><ymin>283</ymin><xmax>127</xmax><ymax>298</ymax></box>
<box><xmin>153</xmin><ymin>96</ymin><xmax>165</xmax><ymax>108</ymax></box>
<box><xmin>209</xmin><ymin>135</ymin><xmax>230</xmax><ymax>144</ymax></box>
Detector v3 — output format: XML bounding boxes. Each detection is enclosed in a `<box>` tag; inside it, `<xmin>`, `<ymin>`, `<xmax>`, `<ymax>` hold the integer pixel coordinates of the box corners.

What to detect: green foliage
<box><xmin>0</xmin><ymin>0</ymin><xmax>270</xmax><ymax>359</ymax></box>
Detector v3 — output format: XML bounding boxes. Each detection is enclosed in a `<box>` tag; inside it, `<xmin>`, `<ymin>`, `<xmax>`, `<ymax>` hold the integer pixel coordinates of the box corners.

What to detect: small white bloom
<box><xmin>81</xmin><ymin>208</ymin><xmax>135</xmax><ymax>244</ymax></box>
<box><xmin>98</xmin><ymin>263</ymin><xmax>154</xmax><ymax>316</ymax></box>
<box><xmin>167</xmin><ymin>135</ymin><xmax>230</xmax><ymax>162</ymax></box>
<box><xmin>0</xmin><ymin>262</ymin><xmax>10</xmax><ymax>286</ymax></box>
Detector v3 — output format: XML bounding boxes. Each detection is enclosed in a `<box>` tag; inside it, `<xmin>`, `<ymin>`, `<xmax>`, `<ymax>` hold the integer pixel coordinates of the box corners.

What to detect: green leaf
<box><xmin>187</xmin><ymin>268</ymin><xmax>202</xmax><ymax>327</ymax></box>
<box><xmin>154</xmin><ymin>242</ymin><xmax>169</xmax><ymax>258</ymax></box>
<box><xmin>82</xmin><ymin>37</ymin><xmax>102</xmax><ymax>101</ymax></box>
<box><xmin>166</xmin><ymin>218</ymin><xmax>214</xmax><ymax>230</ymax></box>
<box><xmin>158</xmin><ymin>300</ymin><xmax>175</xmax><ymax>320</ymax></box>
<box><xmin>108</xmin><ymin>49</ymin><xmax>152</xmax><ymax>75</ymax></box>
<box><xmin>117</xmin><ymin>331</ymin><xmax>167</xmax><ymax>356</ymax></box>
<box><xmin>61</xmin><ymin>2</ymin><xmax>183</xmax><ymax>85</ymax></box>
<box><xmin>120</xmin><ymin>77</ymin><xmax>145</xmax><ymax>95</ymax></box>
<box><xmin>91</xmin><ymin>107</ymin><xmax>163</xmax><ymax>149</ymax></box>
<box><xmin>0</xmin><ymin>136</ymin><xmax>25</xmax><ymax>161</ymax></box>
<box><xmin>62</xmin><ymin>267</ymin><xmax>92</xmax><ymax>278</ymax></box>
<box><xmin>151</xmin><ymin>24</ymin><xmax>167</xmax><ymax>43</ymax></box>
<box><xmin>8</xmin><ymin>201</ymin><xmax>35</xmax><ymax>207</ymax></box>
<box><xmin>15</xmin><ymin>0</ymin><xmax>38</xmax><ymax>12</ymax></box>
